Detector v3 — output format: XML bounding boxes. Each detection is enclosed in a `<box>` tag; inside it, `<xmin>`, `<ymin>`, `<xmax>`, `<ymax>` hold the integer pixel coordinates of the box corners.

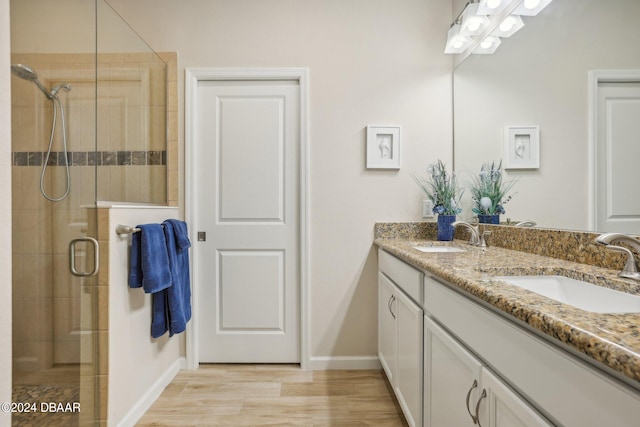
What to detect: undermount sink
<box><xmin>493</xmin><ymin>275</ymin><xmax>640</xmax><ymax>313</ymax></box>
<box><xmin>413</xmin><ymin>245</ymin><xmax>466</xmax><ymax>253</ymax></box>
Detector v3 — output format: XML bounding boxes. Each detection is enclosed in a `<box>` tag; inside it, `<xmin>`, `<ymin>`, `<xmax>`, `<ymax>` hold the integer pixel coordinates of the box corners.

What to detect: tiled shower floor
<box><xmin>12</xmin><ymin>365</ymin><xmax>81</xmax><ymax>427</ymax></box>
<box><xmin>12</xmin><ymin>384</ymin><xmax>80</xmax><ymax>426</ymax></box>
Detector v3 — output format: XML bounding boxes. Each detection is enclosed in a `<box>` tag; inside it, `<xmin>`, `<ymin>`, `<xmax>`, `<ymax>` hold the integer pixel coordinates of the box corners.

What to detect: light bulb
<box><xmin>499</xmin><ymin>18</ymin><xmax>514</xmax><ymax>32</ymax></box>
<box><xmin>453</xmin><ymin>39</ymin><xmax>464</xmax><ymax>49</ymax></box>
<box><xmin>487</xmin><ymin>0</ymin><xmax>501</xmax><ymax>9</ymax></box>
<box><xmin>468</xmin><ymin>19</ymin><xmax>481</xmax><ymax>32</ymax></box>
<box><xmin>524</xmin><ymin>0</ymin><xmax>541</xmax><ymax>9</ymax></box>
<box><xmin>480</xmin><ymin>39</ymin><xmax>493</xmax><ymax>49</ymax></box>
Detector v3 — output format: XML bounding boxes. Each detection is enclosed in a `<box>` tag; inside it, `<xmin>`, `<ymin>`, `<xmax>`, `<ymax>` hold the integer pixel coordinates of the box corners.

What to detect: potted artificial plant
<box><xmin>413</xmin><ymin>160</ymin><xmax>463</xmax><ymax>241</ymax></box>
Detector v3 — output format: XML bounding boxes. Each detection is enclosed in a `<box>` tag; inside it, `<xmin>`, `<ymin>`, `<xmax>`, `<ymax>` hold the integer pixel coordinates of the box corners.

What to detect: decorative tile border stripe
<box><xmin>13</xmin><ymin>151</ymin><xmax>166</xmax><ymax>167</ymax></box>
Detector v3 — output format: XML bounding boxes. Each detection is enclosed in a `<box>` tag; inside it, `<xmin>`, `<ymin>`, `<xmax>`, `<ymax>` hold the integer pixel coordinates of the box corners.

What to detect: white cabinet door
<box><xmin>424</xmin><ymin>316</ymin><xmax>482</xmax><ymax>427</ymax></box>
<box><xmin>479</xmin><ymin>369</ymin><xmax>552</xmax><ymax>427</ymax></box>
<box><xmin>425</xmin><ymin>316</ymin><xmax>551</xmax><ymax>427</ymax></box>
<box><xmin>395</xmin><ymin>286</ymin><xmax>423</xmax><ymax>427</ymax></box>
<box><xmin>379</xmin><ymin>273</ymin><xmax>397</xmax><ymax>383</ymax></box>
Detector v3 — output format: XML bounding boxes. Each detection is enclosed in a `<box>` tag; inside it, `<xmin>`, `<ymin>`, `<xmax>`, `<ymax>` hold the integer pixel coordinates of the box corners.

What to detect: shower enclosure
<box><xmin>10</xmin><ymin>1</ymin><xmax>169</xmax><ymax>424</ymax></box>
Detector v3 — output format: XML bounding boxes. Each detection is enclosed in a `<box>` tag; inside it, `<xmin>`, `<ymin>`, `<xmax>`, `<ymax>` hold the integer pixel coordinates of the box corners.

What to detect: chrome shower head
<box><xmin>11</xmin><ymin>64</ymin><xmax>38</xmax><ymax>81</ymax></box>
<box><xmin>11</xmin><ymin>63</ymin><xmax>54</xmax><ymax>100</ymax></box>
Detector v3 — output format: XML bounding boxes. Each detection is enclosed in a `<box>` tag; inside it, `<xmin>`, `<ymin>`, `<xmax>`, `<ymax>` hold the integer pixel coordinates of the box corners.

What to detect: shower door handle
<box><xmin>69</xmin><ymin>237</ymin><xmax>100</xmax><ymax>277</ymax></box>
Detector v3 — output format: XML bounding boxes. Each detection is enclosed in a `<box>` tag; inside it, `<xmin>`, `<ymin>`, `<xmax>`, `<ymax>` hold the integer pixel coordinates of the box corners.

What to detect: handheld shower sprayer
<box><xmin>11</xmin><ymin>64</ymin><xmax>72</xmax><ymax>201</ymax></box>
<box><xmin>11</xmin><ymin>64</ymin><xmax>72</xmax><ymax>100</ymax></box>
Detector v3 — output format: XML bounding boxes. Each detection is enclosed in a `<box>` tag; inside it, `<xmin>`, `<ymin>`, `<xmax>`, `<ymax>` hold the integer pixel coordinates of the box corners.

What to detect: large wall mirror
<box><xmin>453</xmin><ymin>0</ymin><xmax>640</xmax><ymax>233</ymax></box>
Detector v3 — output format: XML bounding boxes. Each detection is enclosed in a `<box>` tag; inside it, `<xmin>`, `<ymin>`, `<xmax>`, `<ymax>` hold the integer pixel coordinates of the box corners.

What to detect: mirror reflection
<box><xmin>453</xmin><ymin>0</ymin><xmax>640</xmax><ymax>233</ymax></box>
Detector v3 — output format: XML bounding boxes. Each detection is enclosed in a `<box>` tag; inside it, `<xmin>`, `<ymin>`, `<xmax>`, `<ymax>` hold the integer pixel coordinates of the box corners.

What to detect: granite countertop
<box><xmin>374</xmin><ymin>237</ymin><xmax>640</xmax><ymax>388</ymax></box>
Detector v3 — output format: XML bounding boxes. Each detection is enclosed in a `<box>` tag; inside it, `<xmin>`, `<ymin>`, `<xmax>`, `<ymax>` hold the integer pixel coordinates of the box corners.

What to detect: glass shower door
<box><xmin>10</xmin><ymin>0</ymin><xmax>100</xmax><ymax>425</ymax></box>
<box><xmin>11</xmin><ymin>0</ymin><xmax>170</xmax><ymax>424</ymax></box>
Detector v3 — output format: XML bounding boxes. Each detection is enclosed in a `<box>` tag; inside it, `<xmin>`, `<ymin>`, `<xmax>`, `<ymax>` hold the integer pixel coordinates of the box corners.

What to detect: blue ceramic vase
<box><xmin>478</xmin><ymin>214</ymin><xmax>500</xmax><ymax>224</ymax></box>
<box><xmin>437</xmin><ymin>214</ymin><xmax>456</xmax><ymax>241</ymax></box>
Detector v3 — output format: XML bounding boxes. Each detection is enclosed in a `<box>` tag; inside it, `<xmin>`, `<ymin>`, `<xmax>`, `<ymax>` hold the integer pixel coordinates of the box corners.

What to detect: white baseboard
<box><xmin>307</xmin><ymin>355</ymin><xmax>381</xmax><ymax>370</ymax></box>
<box><xmin>116</xmin><ymin>357</ymin><xmax>184</xmax><ymax>427</ymax></box>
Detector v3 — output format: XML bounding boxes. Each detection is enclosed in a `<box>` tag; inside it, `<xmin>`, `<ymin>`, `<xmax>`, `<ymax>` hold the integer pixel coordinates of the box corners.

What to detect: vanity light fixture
<box><xmin>445</xmin><ymin>0</ymin><xmax>553</xmax><ymax>55</ymax></box>
<box><xmin>459</xmin><ymin>2</ymin><xmax>491</xmax><ymax>36</ymax></box>
<box><xmin>491</xmin><ymin>15</ymin><xmax>524</xmax><ymax>37</ymax></box>
<box><xmin>473</xmin><ymin>36</ymin><xmax>501</xmax><ymax>54</ymax></box>
<box><xmin>444</xmin><ymin>21</ymin><xmax>474</xmax><ymax>54</ymax></box>
<box><xmin>477</xmin><ymin>0</ymin><xmax>510</xmax><ymax>15</ymax></box>
<box><xmin>513</xmin><ymin>0</ymin><xmax>554</xmax><ymax>16</ymax></box>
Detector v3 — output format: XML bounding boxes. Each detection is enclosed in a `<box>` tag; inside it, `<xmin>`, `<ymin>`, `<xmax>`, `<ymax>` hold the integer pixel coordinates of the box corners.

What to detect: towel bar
<box><xmin>116</xmin><ymin>224</ymin><xmax>141</xmax><ymax>235</ymax></box>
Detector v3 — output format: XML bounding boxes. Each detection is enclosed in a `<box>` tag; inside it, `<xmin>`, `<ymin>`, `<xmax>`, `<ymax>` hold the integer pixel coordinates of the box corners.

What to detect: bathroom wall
<box><xmin>103</xmin><ymin>205</ymin><xmax>182</xmax><ymax>426</ymax></box>
<box><xmin>0</xmin><ymin>0</ymin><xmax>12</xmax><ymax>423</ymax></box>
<box><xmin>105</xmin><ymin>0</ymin><xmax>454</xmax><ymax>363</ymax></box>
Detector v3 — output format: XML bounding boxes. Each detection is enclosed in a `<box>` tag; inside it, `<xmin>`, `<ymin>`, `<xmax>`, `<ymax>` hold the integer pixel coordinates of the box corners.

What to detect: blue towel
<box><xmin>168</xmin><ymin>219</ymin><xmax>191</xmax><ymax>250</ymax></box>
<box><xmin>151</xmin><ymin>219</ymin><xmax>192</xmax><ymax>338</ymax></box>
<box><xmin>128</xmin><ymin>224</ymin><xmax>172</xmax><ymax>294</ymax></box>
<box><xmin>151</xmin><ymin>290</ymin><xmax>170</xmax><ymax>339</ymax></box>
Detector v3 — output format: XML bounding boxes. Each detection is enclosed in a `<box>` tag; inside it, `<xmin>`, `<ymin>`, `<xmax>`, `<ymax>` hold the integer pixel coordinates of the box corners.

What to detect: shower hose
<box><xmin>41</xmin><ymin>95</ymin><xmax>70</xmax><ymax>202</ymax></box>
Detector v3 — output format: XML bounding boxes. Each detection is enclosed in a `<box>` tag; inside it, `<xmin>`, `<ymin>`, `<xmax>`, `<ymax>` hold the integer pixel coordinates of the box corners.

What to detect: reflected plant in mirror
<box><xmin>469</xmin><ymin>160</ymin><xmax>515</xmax><ymax>224</ymax></box>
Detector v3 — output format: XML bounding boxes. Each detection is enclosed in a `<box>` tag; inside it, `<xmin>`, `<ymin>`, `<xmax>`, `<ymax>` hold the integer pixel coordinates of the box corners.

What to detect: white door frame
<box><xmin>185</xmin><ymin>68</ymin><xmax>310</xmax><ymax>369</ymax></box>
<box><xmin>588</xmin><ymin>70</ymin><xmax>640</xmax><ymax>230</ymax></box>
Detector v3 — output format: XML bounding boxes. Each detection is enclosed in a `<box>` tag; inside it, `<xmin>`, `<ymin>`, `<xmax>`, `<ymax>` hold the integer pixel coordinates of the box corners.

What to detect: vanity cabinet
<box><xmin>377</xmin><ymin>243</ymin><xmax>640</xmax><ymax>427</ymax></box>
<box><xmin>378</xmin><ymin>250</ymin><xmax>423</xmax><ymax>427</ymax></box>
<box><xmin>424</xmin><ymin>315</ymin><xmax>551</xmax><ymax>427</ymax></box>
<box><xmin>424</xmin><ymin>274</ymin><xmax>640</xmax><ymax>427</ymax></box>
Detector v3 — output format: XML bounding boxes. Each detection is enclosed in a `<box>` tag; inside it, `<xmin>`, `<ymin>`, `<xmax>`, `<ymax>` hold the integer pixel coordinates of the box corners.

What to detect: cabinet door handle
<box><xmin>388</xmin><ymin>295</ymin><xmax>396</xmax><ymax>319</ymax></box>
<box><xmin>465</xmin><ymin>379</ymin><xmax>479</xmax><ymax>424</ymax></box>
<box><xmin>474</xmin><ymin>388</ymin><xmax>487</xmax><ymax>427</ymax></box>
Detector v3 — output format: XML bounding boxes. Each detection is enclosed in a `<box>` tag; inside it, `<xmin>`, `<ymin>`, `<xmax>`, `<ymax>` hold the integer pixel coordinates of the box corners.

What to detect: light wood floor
<box><xmin>137</xmin><ymin>364</ymin><xmax>408</xmax><ymax>426</ymax></box>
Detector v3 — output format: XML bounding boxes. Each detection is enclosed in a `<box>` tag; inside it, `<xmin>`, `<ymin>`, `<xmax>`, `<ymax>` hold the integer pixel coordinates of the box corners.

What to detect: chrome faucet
<box><xmin>595</xmin><ymin>233</ymin><xmax>640</xmax><ymax>281</ymax></box>
<box><xmin>452</xmin><ymin>220</ymin><xmax>491</xmax><ymax>248</ymax></box>
<box><xmin>514</xmin><ymin>220</ymin><xmax>537</xmax><ymax>227</ymax></box>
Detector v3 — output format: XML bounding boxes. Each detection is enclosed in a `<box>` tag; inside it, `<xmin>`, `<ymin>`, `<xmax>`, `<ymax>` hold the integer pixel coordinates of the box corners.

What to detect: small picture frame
<box><xmin>503</xmin><ymin>125</ymin><xmax>540</xmax><ymax>169</ymax></box>
<box><xmin>366</xmin><ymin>125</ymin><xmax>401</xmax><ymax>169</ymax></box>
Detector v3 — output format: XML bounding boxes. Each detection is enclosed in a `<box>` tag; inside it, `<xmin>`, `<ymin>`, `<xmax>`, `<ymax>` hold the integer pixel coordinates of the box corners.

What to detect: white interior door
<box><xmin>595</xmin><ymin>79</ymin><xmax>640</xmax><ymax>233</ymax></box>
<box><xmin>194</xmin><ymin>79</ymin><xmax>300</xmax><ymax>363</ymax></box>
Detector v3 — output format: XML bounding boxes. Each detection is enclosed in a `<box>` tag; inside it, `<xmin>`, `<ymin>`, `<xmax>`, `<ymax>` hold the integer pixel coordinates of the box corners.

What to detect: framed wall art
<box><xmin>504</xmin><ymin>125</ymin><xmax>540</xmax><ymax>169</ymax></box>
<box><xmin>366</xmin><ymin>125</ymin><xmax>401</xmax><ymax>169</ymax></box>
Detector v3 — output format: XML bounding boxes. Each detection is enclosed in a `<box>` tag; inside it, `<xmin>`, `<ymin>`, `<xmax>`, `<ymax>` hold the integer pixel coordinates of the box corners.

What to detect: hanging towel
<box><xmin>151</xmin><ymin>290</ymin><xmax>170</xmax><ymax>339</ymax></box>
<box><xmin>128</xmin><ymin>223</ymin><xmax>172</xmax><ymax>294</ymax></box>
<box><xmin>168</xmin><ymin>219</ymin><xmax>191</xmax><ymax>250</ymax></box>
<box><xmin>156</xmin><ymin>219</ymin><xmax>192</xmax><ymax>337</ymax></box>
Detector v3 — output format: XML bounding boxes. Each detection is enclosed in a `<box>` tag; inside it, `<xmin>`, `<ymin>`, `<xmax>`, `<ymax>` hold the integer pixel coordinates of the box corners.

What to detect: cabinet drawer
<box><xmin>379</xmin><ymin>249</ymin><xmax>423</xmax><ymax>304</ymax></box>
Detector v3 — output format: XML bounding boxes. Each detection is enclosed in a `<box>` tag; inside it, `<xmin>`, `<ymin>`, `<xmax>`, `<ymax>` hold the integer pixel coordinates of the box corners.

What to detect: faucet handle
<box><xmin>479</xmin><ymin>230</ymin><xmax>492</xmax><ymax>248</ymax></box>
<box><xmin>605</xmin><ymin>245</ymin><xmax>640</xmax><ymax>280</ymax></box>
